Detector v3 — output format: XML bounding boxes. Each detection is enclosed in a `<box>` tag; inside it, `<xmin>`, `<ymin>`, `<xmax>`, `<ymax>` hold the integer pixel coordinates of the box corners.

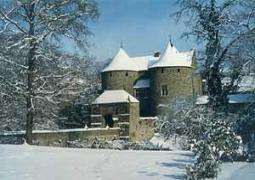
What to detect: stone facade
<box><xmin>102</xmin><ymin>66</ymin><xmax>202</xmax><ymax>116</ymax></box>
<box><xmin>150</xmin><ymin>66</ymin><xmax>202</xmax><ymax>114</ymax></box>
<box><xmin>90</xmin><ymin>102</ymin><xmax>141</xmax><ymax>141</ymax></box>
<box><xmin>101</xmin><ymin>71</ymin><xmax>146</xmax><ymax>95</ymax></box>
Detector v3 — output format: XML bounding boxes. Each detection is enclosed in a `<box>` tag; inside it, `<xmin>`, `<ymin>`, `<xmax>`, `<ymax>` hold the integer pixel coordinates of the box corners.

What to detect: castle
<box><xmin>90</xmin><ymin>41</ymin><xmax>202</xmax><ymax>141</ymax></box>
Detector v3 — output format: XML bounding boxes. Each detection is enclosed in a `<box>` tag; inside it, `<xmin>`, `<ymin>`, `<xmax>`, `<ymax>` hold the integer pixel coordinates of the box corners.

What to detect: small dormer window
<box><xmin>125</xmin><ymin>72</ymin><xmax>128</xmax><ymax>76</ymax></box>
<box><xmin>161</xmin><ymin>68</ymin><xmax>164</xmax><ymax>73</ymax></box>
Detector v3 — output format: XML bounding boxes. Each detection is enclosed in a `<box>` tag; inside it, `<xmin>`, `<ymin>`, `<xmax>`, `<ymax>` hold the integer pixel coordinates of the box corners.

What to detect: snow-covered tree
<box><xmin>174</xmin><ymin>0</ymin><xmax>255</xmax><ymax>111</ymax></box>
<box><xmin>0</xmin><ymin>0</ymin><xmax>98</xmax><ymax>143</ymax></box>
<box><xmin>157</xmin><ymin>98</ymin><xmax>240</xmax><ymax>178</ymax></box>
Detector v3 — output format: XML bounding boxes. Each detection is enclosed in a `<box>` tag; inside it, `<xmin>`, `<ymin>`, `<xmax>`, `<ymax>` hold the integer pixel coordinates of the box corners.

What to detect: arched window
<box><xmin>177</xmin><ymin>68</ymin><xmax>180</xmax><ymax>73</ymax></box>
<box><xmin>125</xmin><ymin>71</ymin><xmax>129</xmax><ymax>76</ymax></box>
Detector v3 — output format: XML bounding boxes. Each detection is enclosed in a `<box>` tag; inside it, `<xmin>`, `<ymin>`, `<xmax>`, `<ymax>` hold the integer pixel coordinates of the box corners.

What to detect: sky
<box><xmin>72</xmin><ymin>0</ymin><xmax>197</xmax><ymax>62</ymax></box>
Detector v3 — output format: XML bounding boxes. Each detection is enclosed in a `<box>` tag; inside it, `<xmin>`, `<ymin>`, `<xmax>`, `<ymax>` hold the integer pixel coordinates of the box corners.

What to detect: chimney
<box><xmin>154</xmin><ymin>52</ymin><xmax>160</xmax><ymax>57</ymax></box>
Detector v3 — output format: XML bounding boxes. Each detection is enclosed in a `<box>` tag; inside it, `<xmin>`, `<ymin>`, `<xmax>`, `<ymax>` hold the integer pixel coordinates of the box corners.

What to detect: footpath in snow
<box><xmin>0</xmin><ymin>144</ymin><xmax>193</xmax><ymax>180</ymax></box>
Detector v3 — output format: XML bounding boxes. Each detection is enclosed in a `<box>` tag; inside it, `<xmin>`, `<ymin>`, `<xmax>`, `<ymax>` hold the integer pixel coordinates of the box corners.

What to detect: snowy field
<box><xmin>0</xmin><ymin>144</ymin><xmax>193</xmax><ymax>180</ymax></box>
<box><xmin>212</xmin><ymin>162</ymin><xmax>255</xmax><ymax>180</ymax></box>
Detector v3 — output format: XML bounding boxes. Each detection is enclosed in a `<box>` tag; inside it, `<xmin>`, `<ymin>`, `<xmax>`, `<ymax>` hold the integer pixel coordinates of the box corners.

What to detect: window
<box><xmin>110</xmin><ymin>72</ymin><xmax>112</xmax><ymax>77</ymax></box>
<box><xmin>161</xmin><ymin>85</ymin><xmax>168</xmax><ymax>96</ymax></box>
<box><xmin>177</xmin><ymin>68</ymin><xmax>180</xmax><ymax>73</ymax></box>
<box><xmin>135</xmin><ymin>89</ymin><xmax>149</xmax><ymax>99</ymax></box>
<box><xmin>161</xmin><ymin>68</ymin><xmax>164</xmax><ymax>73</ymax></box>
<box><xmin>125</xmin><ymin>71</ymin><xmax>129</xmax><ymax>76</ymax></box>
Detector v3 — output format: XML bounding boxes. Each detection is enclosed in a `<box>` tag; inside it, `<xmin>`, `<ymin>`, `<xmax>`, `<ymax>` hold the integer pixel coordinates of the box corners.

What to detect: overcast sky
<box><xmin>68</xmin><ymin>0</ymin><xmax>197</xmax><ymax>61</ymax></box>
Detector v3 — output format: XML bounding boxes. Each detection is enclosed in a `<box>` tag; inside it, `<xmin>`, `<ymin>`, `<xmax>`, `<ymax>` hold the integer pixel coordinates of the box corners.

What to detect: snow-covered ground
<box><xmin>212</xmin><ymin>162</ymin><xmax>255</xmax><ymax>180</ymax></box>
<box><xmin>0</xmin><ymin>144</ymin><xmax>193</xmax><ymax>180</ymax></box>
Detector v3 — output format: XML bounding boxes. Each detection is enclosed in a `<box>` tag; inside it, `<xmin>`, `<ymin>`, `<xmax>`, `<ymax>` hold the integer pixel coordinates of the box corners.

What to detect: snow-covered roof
<box><xmin>238</xmin><ymin>75</ymin><xmax>255</xmax><ymax>92</ymax></box>
<box><xmin>92</xmin><ymin>90</ymin><xmax>139</xmax><ymax>104</ymax></box>
<box><xmin>196</xmin><ymin>94</ymin><xmax>255</xmax><ymax>105</ymax></box>
<box><xmin>133</xmin><ymin>79</ymin><xmax>150</xmax><ymax>89</ymax></box>
<box><xmin>149</xmin><ymin>42</ymin><xmax>194</xmax><ymax>69</ymax></box>
<box><xmin>222</xmin><ymin>75</ymin><xmax>255</xmax><ymax>92</ymax></box>
<box><xmin>102</xmin><ymin>48</ymin><xmax>159</xmax><ymax>72</ymax></box>
<box><xmin>102</xmin><ymin>42</ymin><xmax>194</xmax><ymax>72</ymax></box>
<box><xmin>228</xmin><ymin>94</ymin><xmax>255</xmax><ymax>104</ymax></box>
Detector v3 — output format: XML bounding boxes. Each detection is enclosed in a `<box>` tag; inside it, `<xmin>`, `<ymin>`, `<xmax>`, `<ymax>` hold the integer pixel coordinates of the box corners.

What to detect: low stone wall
<box><xmin>0</xmin><ymin>128</ymin><xmax>121</xmax><ymax>146</ymax></box>
<box><xmin>131</xmin><ymin>117</ymin><xmax>157</xmax><ymax>142</ymax></box>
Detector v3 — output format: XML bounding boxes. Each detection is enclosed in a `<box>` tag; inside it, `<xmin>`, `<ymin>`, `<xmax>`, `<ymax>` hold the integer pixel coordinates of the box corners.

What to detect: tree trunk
<box><xmin>25</xmin><ymin>3</ymin><xmax>36</xmax><ymax>144</ymax></box>
<box><xmin>207</xmin><ymin>65</ymin><xmax>229</xmax><ymax>112</ymax></box>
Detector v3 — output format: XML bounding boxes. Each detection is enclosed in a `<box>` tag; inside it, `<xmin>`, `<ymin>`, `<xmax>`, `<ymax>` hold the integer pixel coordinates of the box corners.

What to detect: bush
<box><xmin>58</xmin><ymin>102</ymin><xmax>91</xmax><ymax>129</ymax></box>
<box><xmin>65</xmin><ymin>138</ymin><xmax>171</xmax><ymax>151</ymax></box>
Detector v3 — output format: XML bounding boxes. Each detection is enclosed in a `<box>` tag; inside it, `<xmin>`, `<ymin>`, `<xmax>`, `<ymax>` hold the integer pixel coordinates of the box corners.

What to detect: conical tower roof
<box><xmin>149</xmin><ymin>42</ymin><xmax>193</xmax><ymax>68</ymax></box>
<box><xmin>102</xmin><ymin>48</ymin><xmax>130</xmax><ymax>72</ymax></box>
<box><xmin>101</xmin><ymin>48</ymin><xmax>159</xmax><ymax>72</ymax></box>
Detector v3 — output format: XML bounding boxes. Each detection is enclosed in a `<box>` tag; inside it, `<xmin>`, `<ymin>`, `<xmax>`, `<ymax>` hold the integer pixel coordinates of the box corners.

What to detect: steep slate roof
<box><xmin>149</xmin><ymin>42</ymin><xmax>194</xmax><ymax>68</ymax></box>
<box><xmin>133</xmin><ymin>79</ymin><xmax>150</xmax><ymax>89</ymax></box>
<box><xmin>92</xmin><ymin>90</ymin><xmax>139</xmax><ymax>104</ymax></box>
<box><xmin>101</xmin><ymin>42</ymin><xmax>194</xmax><ymax>72</ymax></box>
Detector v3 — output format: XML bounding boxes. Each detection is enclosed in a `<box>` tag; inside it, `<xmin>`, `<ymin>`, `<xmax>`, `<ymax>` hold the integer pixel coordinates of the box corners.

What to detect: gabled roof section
<box><xmin>101</xmin><ymin>48</ymin><xmax>159</xmax><ymax>72</ymax></box>
<box><xmin>92</xmin><ymin>90</ymin><xmax>139</xmax><ymax>104</ymax></box>
<box><xmin>149</xmin><ymin>42</ymin><xmax>194</xmax><ymax>69</ymax></box>
<box><xmin>133</xmin><ymin>79</ymin><xmax>150</xmax><ymax>89</ymax></box>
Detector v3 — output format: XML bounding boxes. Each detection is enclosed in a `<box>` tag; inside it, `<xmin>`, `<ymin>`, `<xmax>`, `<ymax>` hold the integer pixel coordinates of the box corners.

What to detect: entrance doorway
<box><xmin>104</xmin><ymin>114</ymin><xmax>114</xmax><ymax>127</ymax></box>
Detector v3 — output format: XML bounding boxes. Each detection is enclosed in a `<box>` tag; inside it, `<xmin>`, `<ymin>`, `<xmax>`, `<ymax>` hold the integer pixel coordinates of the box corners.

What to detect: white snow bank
<box><xmin>2</xmin><ymin>127</ymin><xmax>121</xmax><ymax>136</ymax></box>
<box><xmin>0</xmin><ymin>144</ymin><xmax>193</xmax><ymax>180</ymax></box>
<box><xmin>207</xmin><ymin>162</ymin><xmax>255</xmax><ymax>180</ymax></box>
<box><xmin>150</xmin><ymin>133</ymin><xmax>182</xmax><ymax>150</ymax></box>
<box><xmin>196</xmin><ymin>94</ymin><xmax>255</xmax><ymax>105</ymax></box>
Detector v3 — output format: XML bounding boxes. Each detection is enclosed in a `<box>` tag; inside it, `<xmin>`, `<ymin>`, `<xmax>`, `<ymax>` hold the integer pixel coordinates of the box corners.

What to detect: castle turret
<box><xmin>101</xmin><ymin>47</ymin><xmax>159</xmax><ymax>116</ymax></box>
<box><xmin>101</xmin><ymin>48</ymin><xmax>140</xmax><ymax>95</ymax></box>
<box><xmin>149</xmin><ymin>42</ymin><xmax>202</xmax><ymax>114</ymax></box>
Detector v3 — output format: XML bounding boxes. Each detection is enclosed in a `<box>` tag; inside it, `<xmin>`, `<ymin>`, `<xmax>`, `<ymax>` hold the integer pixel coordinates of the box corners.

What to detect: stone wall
<box><xmin>101</xmin><ymin>71</ymin><xmax>146</xmax><ymax>96</ymax></box>
<box><xmin>0</xmin><ymin>128</ymin><xmax>121</xmax><ymax>146</ymax></box>
<box><xmin>91</xmin><ymin>103</ymin><xmax>130</xmax><ymax>128</ymax></box>
<box><xmin>150</xmin><ymin>66</ymin><xmax>202</xmax><ymax>114</ymax></box>
<box><xmin>91</xmin><ymin>102</ymin><xmax>141</xmax><ymax>140</ymax></box>
<box><xmin>128</xmin><ymin>102</ymin><xmax>140</xmax><ymax>141</ymax></box>
<box><xmin>128</xmin><ymin>103</ymin><xmax>156</xmax><ymax>142</ymax></box>
<box><xmin>130</xmin><ymin>117</ymin><xmax>156</xmax><ymax>142</ymax></box>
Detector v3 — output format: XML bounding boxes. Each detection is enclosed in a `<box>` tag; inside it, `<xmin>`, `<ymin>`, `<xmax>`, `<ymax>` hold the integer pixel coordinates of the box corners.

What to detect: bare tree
<box><xmin>0</xmin><ymin>0</ymin><xmax>98</xmax><ymax>144</ymax></box>
<box><xmin>174</xmin><ymin>0</ymin><xmax>255</xmax><ymax>110</ymax></box>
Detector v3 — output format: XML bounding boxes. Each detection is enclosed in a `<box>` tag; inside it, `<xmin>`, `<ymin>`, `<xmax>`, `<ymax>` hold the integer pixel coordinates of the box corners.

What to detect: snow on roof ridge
<box><xmin>102</xmin><ymin>42</ymin><xmax>194</xmax><ymax>72</ymax></box>
<box><xmin>149</xmin><ymin>42</ymin><xmax>193</xmax><ymax>68</ymax></box>
<box><xmin>101</xmin><ymin>48</ymin><xmax>159</xmax><ymax>72</ymax></box>
<box><xmin>92</xmin><ymin>90</ymin><xmax>139</xmax><ymax>104</ymax></box>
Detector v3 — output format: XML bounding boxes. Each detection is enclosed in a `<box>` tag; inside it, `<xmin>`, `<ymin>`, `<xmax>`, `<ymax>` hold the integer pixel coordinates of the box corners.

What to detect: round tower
<box><xmin>101</xmin><ymin>48</ymin><xmax>141</xmax><ymax>95</ymax></box>
<box><xmin>149</xmin><ymin>42</ymin><xmax>202</xmax><ymax>114</ymax></box>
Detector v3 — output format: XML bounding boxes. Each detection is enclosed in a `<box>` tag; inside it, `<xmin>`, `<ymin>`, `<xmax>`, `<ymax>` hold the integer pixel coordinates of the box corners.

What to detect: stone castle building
<box><xmin>90</xmin><ymin>41</ymin><xmax>202</xmax><ymax>141</ymax></box>
<box><xmin>100</xmin><ymin>41</ymin><xmax>202</xmax><ymax>116</ymax></box>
